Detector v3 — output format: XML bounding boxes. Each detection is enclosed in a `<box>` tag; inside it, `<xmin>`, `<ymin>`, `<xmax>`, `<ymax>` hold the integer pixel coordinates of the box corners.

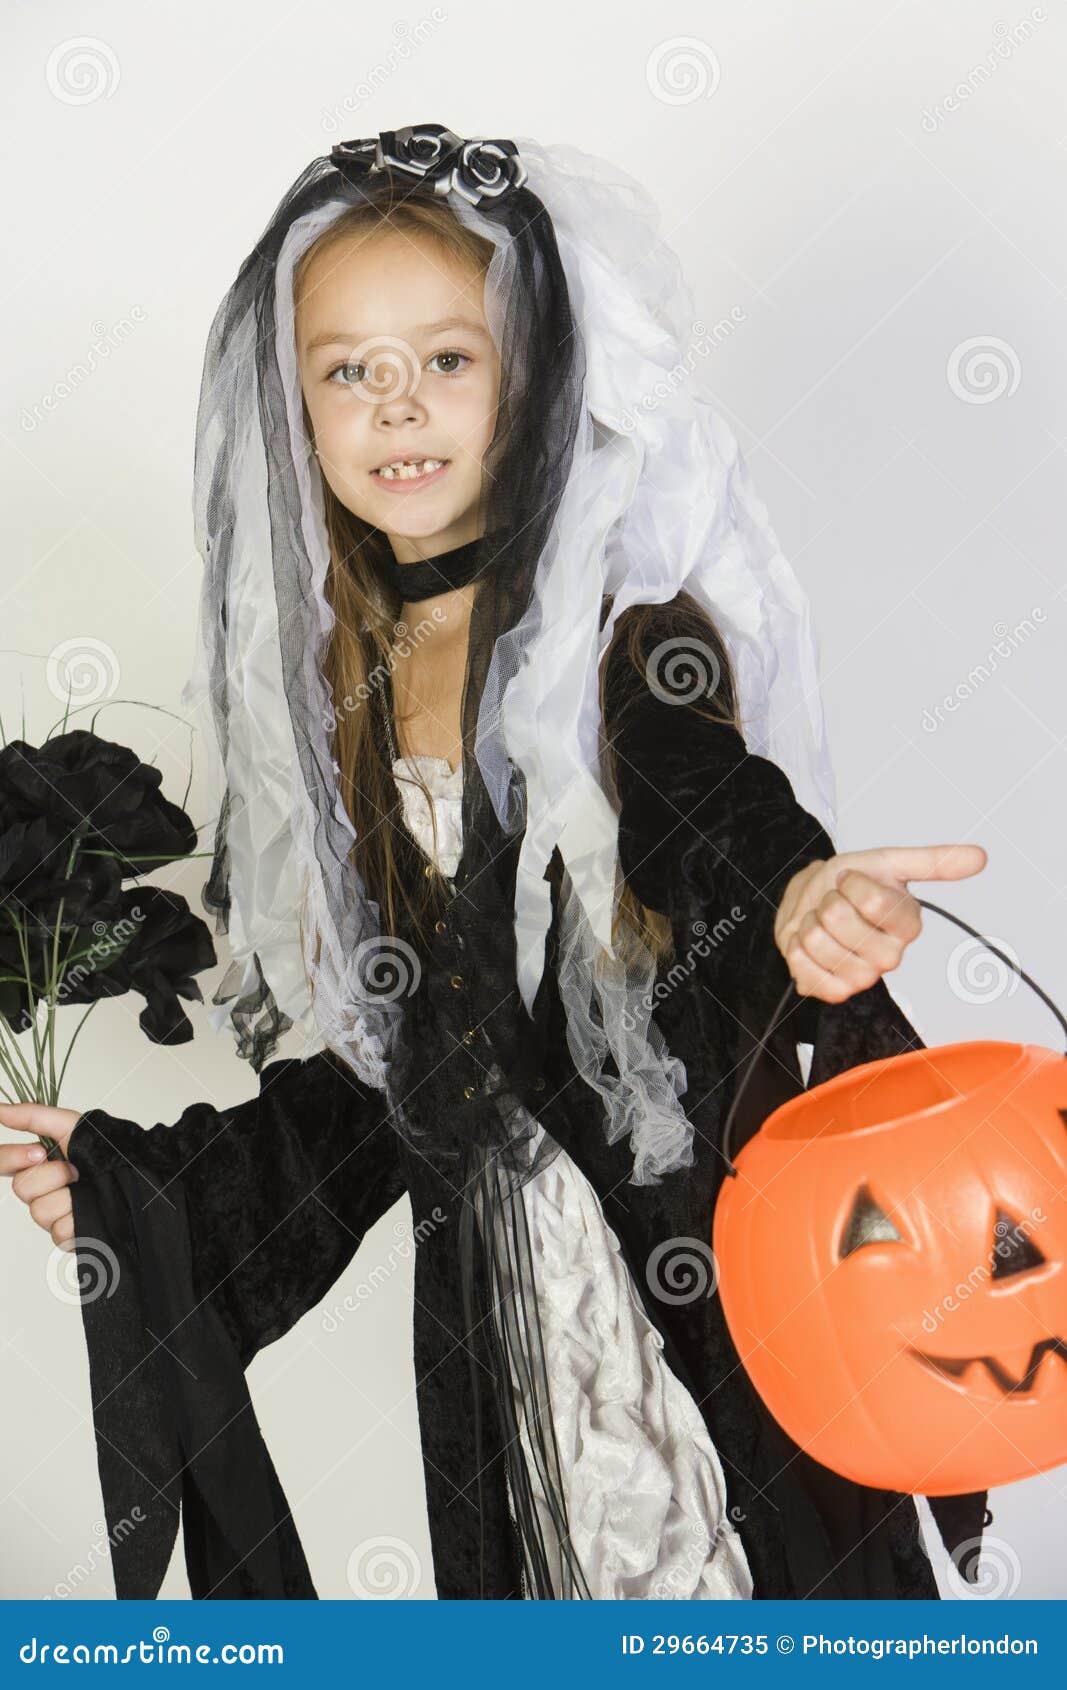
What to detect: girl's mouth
<box><xmin>370</xmin><ymin>457</ymin><xmax>450</xmax><ymax>492</ymax></box>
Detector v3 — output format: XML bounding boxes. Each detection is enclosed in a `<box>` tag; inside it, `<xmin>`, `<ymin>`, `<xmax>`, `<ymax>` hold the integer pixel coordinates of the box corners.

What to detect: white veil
<box><xmin>181</xmin><ymin>127</ymin><xmax>837</xmax><ymax>1186</ymax></box>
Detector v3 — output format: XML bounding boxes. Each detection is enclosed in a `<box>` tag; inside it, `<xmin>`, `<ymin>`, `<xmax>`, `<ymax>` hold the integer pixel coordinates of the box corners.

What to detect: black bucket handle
<box><xmin>720</xmin><ymin>897</ymin><xmax>1067</xmax><ymax>1178</ymax></box>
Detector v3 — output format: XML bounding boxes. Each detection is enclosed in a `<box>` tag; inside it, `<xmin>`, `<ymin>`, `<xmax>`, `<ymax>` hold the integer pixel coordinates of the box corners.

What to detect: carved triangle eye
<box><xmin>839</xmin><ymin>1183</ymin><xmax>904</xmax><ymax>1258</ymax></box>
<box><xmin>991</xmin><ymin>1207</ymin><xmax>1047</xmax><ymax>1281</ymax></box>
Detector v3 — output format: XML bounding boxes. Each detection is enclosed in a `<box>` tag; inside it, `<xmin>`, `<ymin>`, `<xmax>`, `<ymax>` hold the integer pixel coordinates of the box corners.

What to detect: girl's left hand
<box><xmin>774</xmin><ymin>843</ymin><xmax>988</xmax><ymax>1004</ymax></box>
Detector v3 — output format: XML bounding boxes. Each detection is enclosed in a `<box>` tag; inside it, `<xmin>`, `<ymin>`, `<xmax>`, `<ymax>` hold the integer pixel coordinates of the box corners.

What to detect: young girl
<box><xmin>0</xmin><ymin>124</ymin><xmax>988</xmax><ymax>1601</ymax></box>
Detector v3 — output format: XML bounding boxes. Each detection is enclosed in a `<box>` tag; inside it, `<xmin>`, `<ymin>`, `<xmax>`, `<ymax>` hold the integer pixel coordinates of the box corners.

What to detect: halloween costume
<box><xmin>65</xmin><ymin>126</ymin><xmax>990</xmax><ymax>1598</ymax></box>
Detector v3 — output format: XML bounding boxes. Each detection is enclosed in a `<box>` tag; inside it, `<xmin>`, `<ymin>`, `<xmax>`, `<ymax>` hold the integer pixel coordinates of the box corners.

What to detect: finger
<box><xmin>792</xmin><ymin>913</ymin><xmax>881</xmax><ymax>993</ymax></box>
<box><xmin>52</xmin><ymin>1215</ymin><xmax>76</xmax><ymax>1248</ymax></box>
<box><xmin>816</xmin><ymin>888</ymin><xmax>909</xmax><ymax>966</ymax></box>
<box><xmin>846</xmin><ymin>843</ymin><xmax>987</xmax><ymax>886</ymax></box>
<box><xmin>833</xmin><ymin>873</ymin><xmax>923</xmax><ymax>945</ymax></box>
<box><xmin>0</xmin><ymin>1102</ymin><xmax>80</xmax><ymax>1158</ymax></box>
<box><xmin>28</xmin><ymin>1189</ymin><xmax>74</xmax><ymax>1231</ymax></box>
<box><xmin>12</xmin><ymin>1159</ymin><xmax>78</xmax><ymax>1204</ymax></box>
<box><xmin>785</xmin><ymin>941</ymin><xmax>858</xmax><ymax>1004</ymax></box>
<box><xmin>0</xmin><ymin>1142</ymin><xmax>50</xmax><ymax>1177</ymax></box>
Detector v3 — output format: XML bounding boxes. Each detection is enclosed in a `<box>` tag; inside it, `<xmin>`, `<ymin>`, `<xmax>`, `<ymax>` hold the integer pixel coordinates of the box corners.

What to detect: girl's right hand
<box><xmin>0</xmin><ymin>1103</ymin><xmax>84</xmax><ymax>1251</ymax></box>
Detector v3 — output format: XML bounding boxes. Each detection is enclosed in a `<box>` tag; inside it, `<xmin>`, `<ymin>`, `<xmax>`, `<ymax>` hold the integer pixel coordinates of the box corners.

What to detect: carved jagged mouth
<box><xmin>907</xmin><ymin>1336</ymin><xmax>1067</xmax><ymax>1396</ymax></box>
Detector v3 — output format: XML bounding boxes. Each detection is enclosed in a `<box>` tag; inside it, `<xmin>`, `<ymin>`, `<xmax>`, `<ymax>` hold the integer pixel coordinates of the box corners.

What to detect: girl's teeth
<box><xmin>376</xmin><ymin>458</ymin><xmax>445</xmax><ymax>480</ymax></box>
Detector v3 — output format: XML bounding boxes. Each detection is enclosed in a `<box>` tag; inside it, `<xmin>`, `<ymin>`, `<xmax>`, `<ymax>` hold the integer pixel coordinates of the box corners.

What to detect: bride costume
<box><xmin>67</xmin><ymin>126</ymin><xmax>975</xmax><ymax>1602</ymax></box>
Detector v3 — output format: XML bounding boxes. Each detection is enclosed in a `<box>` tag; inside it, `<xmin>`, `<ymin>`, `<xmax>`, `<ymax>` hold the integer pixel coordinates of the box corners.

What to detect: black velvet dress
<box><xmin>65</xmin><ymin>618</ymin><xmax>989</xmax><ymax>1599</ymax></box>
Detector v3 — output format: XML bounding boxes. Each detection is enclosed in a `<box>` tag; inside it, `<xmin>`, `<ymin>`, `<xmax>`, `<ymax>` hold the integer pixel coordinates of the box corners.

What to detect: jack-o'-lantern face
<box><xmin>713</xmin><ymin>1041</ymin><xmax>1067</xmax><ymax>1495</ymax></box>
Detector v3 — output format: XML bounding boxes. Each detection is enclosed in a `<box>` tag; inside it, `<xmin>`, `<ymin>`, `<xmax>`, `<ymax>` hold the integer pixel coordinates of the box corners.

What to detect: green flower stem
<box><xmin>79</xmin><ymin>849</ymin><xmax>217</xmax><ymax>862</ymax></box>
<box><xmin>8</xmin><ymin>912</ymin><xmax>45</xmax><ymax>1082</ymax></box>
<box><xmin>0</xmin><ymin>1036</ymin><xmax>32</xmax><ymax>1102</ymax></box>
<box><xmin>55</xmin><ymin>1002</ymin><xmax>97</xmax><ymax>1099</ymax></box>
<box><xmin>44</xmin><ymin>841</ymin><xmax>81</xmax><ymax>1106</ymax></box>
<box><xmin>0</xmin><ymin>1023</ymin><xmax>36</xmax><ymax>1096</ymax></box>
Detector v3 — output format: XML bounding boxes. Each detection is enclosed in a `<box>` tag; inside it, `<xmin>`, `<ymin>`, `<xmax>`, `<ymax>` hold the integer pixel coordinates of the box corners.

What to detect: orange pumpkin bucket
<box><xmin>712</xmin><ymin>899</ymin><xmax>1067</xmax><ymax>1496</ymax></box>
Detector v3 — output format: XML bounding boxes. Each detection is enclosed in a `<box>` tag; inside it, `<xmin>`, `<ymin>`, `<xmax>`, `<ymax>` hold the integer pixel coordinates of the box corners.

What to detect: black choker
<box><xmin>384</xmin><ymin>535</ymin><xmax>485</xmax><ymax>602</ymax></box>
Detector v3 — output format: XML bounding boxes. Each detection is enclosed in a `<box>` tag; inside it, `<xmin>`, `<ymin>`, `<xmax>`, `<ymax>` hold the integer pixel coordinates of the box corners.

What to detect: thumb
<box><xmin>840</xmin><ymin>843</ymin><xmax>988</xmax><ymax>888</ymax></box>
<box><xmin>0</xmin><ymin>1102</ymin><xmax>81</xmax><ymax>1159</ymax></box>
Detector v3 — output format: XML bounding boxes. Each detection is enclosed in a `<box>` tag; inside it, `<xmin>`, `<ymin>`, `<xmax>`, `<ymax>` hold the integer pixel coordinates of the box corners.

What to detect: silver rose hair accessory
<box><xmin>330</xmin><ymin>123</ymin><xmax>527</xmax><ymax>206</ymax></box>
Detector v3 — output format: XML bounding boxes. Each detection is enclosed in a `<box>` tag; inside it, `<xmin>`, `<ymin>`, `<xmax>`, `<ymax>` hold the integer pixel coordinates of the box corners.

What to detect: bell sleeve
<box><xmin>65</xmin><ymin>1050</ymin><xmax>407</xmax><ymax>1600</ymax></box>
<box><xmin>603</xmin><ymin>607</ymin><xmax>990</xmax><ymax>1584</ymax></box>
<box><xmin>603</xmin><ymin>615</ymin><xmax>836</xmax><ymax>1054</ymax></box>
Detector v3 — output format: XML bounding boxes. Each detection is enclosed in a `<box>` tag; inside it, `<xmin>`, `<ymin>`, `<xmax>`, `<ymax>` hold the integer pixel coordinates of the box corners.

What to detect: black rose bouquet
<box><xmin>0</xmin><ymin>724</ymin><xmax>216</xmax><ymax>1150</ymax></box>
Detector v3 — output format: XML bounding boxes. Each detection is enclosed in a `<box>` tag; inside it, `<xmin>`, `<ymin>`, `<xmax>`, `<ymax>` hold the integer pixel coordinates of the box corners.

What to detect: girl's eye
<box><xmin>427</xmin><ymin>350</ymin><xmax>471</xmax><ymax>377</ymax></box>
<box><xmin>326</xmin><ymin>360</ymin><xmax>365</xmax><ymax>388</ymax></box>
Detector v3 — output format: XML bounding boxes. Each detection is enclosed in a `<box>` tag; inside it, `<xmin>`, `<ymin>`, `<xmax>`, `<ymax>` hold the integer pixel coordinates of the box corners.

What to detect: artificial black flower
<box><xmin>0</xmin><ymin>730</ymin><xmax>198</xmax><ymax>876</ymax></box>
<box><xmin>54</xmin><ymin>884</ymin><xmax>217</xmax><ymax>1045</ymax></box>
<box><xmin>0</xmin><ymin>814</ymin><xmax>124</xmax><ymax>922</ymax></box>
<box><xmin>0</xmin><ymin>731</ymin><xmax>215</xmax><ymax>1049</ymax></box>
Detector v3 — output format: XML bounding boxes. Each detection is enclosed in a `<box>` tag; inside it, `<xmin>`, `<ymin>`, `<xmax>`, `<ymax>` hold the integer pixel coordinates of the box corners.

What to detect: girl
<box><xmin>1</xmin><ymin>125</ymin><xmax>989</xmax><ymax>1601</ymax></box>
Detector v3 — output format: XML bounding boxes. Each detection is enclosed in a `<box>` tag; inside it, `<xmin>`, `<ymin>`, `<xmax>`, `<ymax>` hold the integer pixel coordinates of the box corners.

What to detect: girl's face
<box><xmin>296</xmin><ymin>228</ymin><xmax>501</xmax><ymax>564</ymax></box>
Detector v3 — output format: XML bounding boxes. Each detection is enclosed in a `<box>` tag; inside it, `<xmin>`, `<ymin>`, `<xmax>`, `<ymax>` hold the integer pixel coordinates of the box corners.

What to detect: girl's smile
<box><xmin>370</xmin><ymin>455</ymin><xmax>451</xmax><ymax>492</ymax></box>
